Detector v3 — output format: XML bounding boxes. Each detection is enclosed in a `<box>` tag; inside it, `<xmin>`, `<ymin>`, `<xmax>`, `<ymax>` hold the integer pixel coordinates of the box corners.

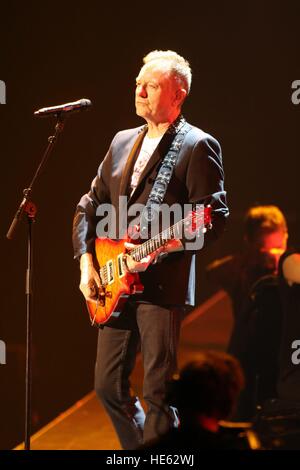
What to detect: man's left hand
<box><xmin>123</xmin><ymin>239</ymin><xmax>183</xmax><ymax>273</ymax></box>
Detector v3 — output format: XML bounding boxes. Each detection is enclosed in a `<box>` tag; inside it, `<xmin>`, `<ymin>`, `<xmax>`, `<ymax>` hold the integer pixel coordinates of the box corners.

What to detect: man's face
<box><xmin>259</xmin><ymin>230</ymin><xmax>288</xmax><ymax>269</ymax></box>
<box><xmin>135</xmin><ymin>62</ymin><xmax>180</xmax><ymax>124</ymax></box>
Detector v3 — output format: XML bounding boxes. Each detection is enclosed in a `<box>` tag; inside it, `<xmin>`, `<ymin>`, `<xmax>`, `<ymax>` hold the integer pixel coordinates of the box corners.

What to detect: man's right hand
<box><xmin>79</xmin><ymin>253</ymin><xmax>102</xmax><ymax>301</ymax></box>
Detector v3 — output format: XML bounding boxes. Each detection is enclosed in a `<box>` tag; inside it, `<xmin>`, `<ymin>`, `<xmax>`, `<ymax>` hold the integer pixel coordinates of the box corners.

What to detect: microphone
<box><xmin>34</xmin><ymin>98</ymin><xmax>92</xmax><ymax>117</ymax></box>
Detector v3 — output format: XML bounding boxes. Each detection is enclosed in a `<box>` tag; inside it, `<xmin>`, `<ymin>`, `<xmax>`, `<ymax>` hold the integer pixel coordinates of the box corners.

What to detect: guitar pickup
<box><xmin>117</xmin><ymin>254</ymin><xmax>125</xmax><ymax>278</ymax></box>
<box><xmin>106</xmin><ymin>260</ymin><xmax>114</xmax><ymax>284</ymax></box>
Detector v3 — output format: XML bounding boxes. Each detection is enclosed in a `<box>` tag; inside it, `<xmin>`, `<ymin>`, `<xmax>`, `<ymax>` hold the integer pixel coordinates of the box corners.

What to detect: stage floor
<box><xmin>15</xmin><ymin>291</ymin><xmax>232</xmax><ymax>450</ymax></box>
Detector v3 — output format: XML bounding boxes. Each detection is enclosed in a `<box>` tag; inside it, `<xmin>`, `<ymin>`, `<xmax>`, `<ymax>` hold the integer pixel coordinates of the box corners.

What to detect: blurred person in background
<box><xmin>142</xmin><ymin>350</ymin><xmax>261</xmax><ymax>449</ymax></box>
<box><xmin>206</xmin><ymin>205</ymin><xmax>288</xmax><ymax>419</ymax></box>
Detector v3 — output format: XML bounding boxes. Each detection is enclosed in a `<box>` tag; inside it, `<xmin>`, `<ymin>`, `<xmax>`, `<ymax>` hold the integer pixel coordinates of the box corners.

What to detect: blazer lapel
<box><xmin>119</xmin><ymin>127</ymin><xmax>147</xmax><ymax>197</ymax></box>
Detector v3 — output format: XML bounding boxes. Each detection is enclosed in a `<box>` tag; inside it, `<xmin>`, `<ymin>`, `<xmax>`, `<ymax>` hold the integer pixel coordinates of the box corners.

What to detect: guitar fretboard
<box><xmin>130</xmin><ymin>216</ymin><xmax>189</xmax><ymax>262</ymax></box>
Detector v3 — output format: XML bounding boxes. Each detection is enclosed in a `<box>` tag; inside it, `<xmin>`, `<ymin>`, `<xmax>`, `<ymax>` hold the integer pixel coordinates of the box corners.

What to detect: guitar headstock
<box><xmin>185</xmin><ymin>204</ymin><xmax>212</xmax><ymax>236</ymax></box>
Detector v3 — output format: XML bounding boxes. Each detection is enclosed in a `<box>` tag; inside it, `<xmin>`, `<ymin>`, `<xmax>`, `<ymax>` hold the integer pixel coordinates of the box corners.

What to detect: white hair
<box><xmin>143</xmin><ymin>50</ymin><xmax>192</xmax><ymax>94</ymax></box>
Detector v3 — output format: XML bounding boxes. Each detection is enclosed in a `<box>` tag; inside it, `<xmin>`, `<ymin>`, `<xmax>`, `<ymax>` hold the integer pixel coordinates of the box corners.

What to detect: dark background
<box><xmin>0</xmin><ymin>0</ymin><xmax>299</xmax><ymax>449</ymax></box>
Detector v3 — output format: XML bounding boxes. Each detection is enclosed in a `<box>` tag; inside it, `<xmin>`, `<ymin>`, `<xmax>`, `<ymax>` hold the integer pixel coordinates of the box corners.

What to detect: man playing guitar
<box><xmin>72</xmin><ymin>49</ymin><xmax>228</xmax><ymax>449</ymax></box>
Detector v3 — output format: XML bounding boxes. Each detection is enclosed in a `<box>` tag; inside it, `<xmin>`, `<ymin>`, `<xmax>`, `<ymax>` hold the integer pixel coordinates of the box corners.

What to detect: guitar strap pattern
<box><xmin>139</xmin><ymin>115</ymin><xmax>191</xmax><ymax>238</ymax></box>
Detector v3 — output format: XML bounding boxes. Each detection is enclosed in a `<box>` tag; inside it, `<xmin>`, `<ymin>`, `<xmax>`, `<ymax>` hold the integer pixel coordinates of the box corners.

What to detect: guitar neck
<box><xmin>130</xmin><ymin>218</ymin><xmax>185</xmax><ymax>262</ymax></box>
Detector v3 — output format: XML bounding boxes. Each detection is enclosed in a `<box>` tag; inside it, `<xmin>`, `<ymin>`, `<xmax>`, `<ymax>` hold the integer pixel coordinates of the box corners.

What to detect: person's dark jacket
<box><xmin>72</xmin><ymin>122</ymin><xmax>228</xmax><ymax>306</ymax></box>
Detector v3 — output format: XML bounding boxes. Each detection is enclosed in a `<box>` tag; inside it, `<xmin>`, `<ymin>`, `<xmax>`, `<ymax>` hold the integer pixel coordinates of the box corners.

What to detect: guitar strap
<box><xmin>139</xmin><ymin>115</ymin><xmax>191</xmax><ymax>238</ymax></box>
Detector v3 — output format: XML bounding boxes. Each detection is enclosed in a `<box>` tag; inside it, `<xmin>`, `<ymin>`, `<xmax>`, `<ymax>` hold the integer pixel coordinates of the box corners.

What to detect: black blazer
<box><xmin>72</xmin><ymin>121</ymin><xmax>229</xmax><ymax>306</ymax></box>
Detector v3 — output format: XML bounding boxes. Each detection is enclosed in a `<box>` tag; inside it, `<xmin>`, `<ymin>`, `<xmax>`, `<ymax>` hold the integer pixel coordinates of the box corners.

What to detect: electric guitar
<box><xmin>86</xmin><ymin>206</ymin><xmax>212</xmax><ymax>326</ymax></box>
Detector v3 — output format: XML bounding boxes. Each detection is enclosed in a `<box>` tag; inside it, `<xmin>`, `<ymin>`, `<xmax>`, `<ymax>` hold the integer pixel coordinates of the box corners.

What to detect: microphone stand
<box><xmin>6</xmin><ymin>114</ymin><xmax>66</xmax><ymax>450</ymax></box>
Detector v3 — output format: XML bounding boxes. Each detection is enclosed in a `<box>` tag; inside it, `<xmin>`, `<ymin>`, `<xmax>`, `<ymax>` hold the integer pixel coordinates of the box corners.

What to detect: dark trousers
<box><xmin>94</xmin><ymin>301</ymin><xmax>182</xmax><ymax>449</ymax></box>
